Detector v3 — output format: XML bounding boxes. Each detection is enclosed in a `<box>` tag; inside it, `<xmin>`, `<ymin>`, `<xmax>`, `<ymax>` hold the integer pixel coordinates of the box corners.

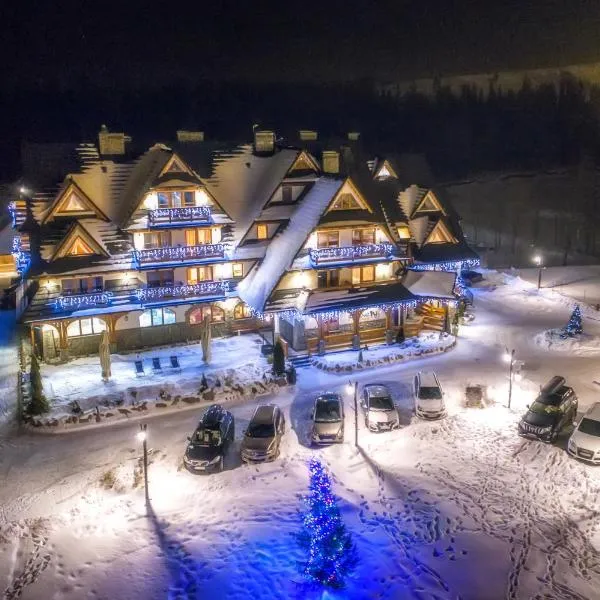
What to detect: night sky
<box><xmin>2</xmin><ymin>0</ymin><xmax>600</xmax><ymax>89</ymax></box>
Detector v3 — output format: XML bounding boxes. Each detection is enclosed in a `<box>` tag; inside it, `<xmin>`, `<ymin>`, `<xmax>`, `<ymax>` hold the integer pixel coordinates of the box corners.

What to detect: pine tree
<box><xmin>561</xmin><ymin>305</ymin><xmax>583</xmax><ymax>338</ymax></box>
<box><xmin>273</xmin><ymin>339</ymin><xmax>285</xmax><ymax>376</ymax></box>
<box><xmin>27</xmin><ymin>354</ymin><xmax>49</xmax><ymax>416</ymax></box>
<box><xmin>298</xmin><ymin>458</ymin><xmax>356</xmax><ymax>588</ymax></box>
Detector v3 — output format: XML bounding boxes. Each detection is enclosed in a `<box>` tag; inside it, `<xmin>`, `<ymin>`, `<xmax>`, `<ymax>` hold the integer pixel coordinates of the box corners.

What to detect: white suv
<box><xmin>568</xmin><ymin>402</ymin><xmax>600</xmax><ymax>463</ymax></box>
<box><xmin>414</xmin><ymin>371</ymin><xmax>446</xmax><ymax>420</ymax></box>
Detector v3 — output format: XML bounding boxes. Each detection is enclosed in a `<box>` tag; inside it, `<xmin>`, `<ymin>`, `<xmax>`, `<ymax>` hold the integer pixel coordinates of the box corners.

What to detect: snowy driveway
<box><xmin>1</xmin><ymin>273</ymin><xmax>600</xmax><ymax>599</ymax></box>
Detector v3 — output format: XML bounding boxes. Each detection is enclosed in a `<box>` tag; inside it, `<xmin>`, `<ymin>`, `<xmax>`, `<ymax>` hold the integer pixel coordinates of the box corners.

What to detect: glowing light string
<box><xmin>135</xmin><ymin>280</ymin><xmax>230</xmax><ymax>302</ymax></box>
<box><xmin>132</xmin><ymin>243</ymin><xmax>225</xmax><ymax>265</ymax></box>
<box><xmin>148</xmin><ymin>205</ymin><xmax>211</xmax><ymax>225</ymax></box>
<box><xmin>309</xmin><ymin>243</ymin><xmax>395</xmax><ymax>264</ymax></box>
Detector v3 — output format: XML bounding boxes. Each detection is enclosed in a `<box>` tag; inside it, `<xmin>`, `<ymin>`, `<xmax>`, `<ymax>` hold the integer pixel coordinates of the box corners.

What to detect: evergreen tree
<box><xmin>298</xmin><ymin>458</ymin><xmax>356</xmax><ymax>588</ymax></box>
<box><xmin>561</xmin><ymin>304</ymin><xmax>583</xmax><ymax>338</ymax></box>
<box><xmin>27</xmin><ymin>354</ymin><xmax>49</xmax><ymax>416</ymax></box>
<box><xmin>273</xmin><ymin>339</ymin><xmax>285</xmax><ymax>376</ymax></box>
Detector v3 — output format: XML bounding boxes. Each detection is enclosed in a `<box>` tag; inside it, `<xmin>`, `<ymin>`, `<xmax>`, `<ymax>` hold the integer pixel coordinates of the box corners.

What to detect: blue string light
<box><xmin>132</xmin><ymin>243</ymin><xmax>225</xmax><ymax>265</ymax></box>
<box><xmin>561</xmin><ymin>304</ymin><xmax>582</xmax><ymax>338</ymax></box>
<box><xmin>309</xmin><ymin>243</ymin><xmax>395</xmax><ymax>265</ymax></box>
<box><xmin>410</xmin><ymin>258</ymin><xmax>480</xmax><ymax>272</ymax></box>
<box><xmin>298</xmin><ymin>458</ymin><xmax>356</xmax><ymax>588</ymax></box>
<box><xmin>135</xmin><ymin>280</ymin><xmax>230</xmax><ymax>302</ymax></box>
<box><xmin>148</xmin><ymin>206</ymin><xmax>211</xmax><ymax>225</ymax></box>
<box><xmin>55</xmin><ymin>292</ymin><xmax>114</xmax><ymax>310</ymax></box>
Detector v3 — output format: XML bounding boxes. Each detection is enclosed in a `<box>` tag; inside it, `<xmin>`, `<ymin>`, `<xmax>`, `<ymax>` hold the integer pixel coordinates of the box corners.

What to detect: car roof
<box><xmin>199</xmin><ymin>404</ymin><xmax>225</xmax><ymax>427</ymax></box>
<box><xmin>417</xmin><ymin>371</ymin><xmax>439</xmax><ymax>387</ymax></box>
<box><xmin>583</xmin><ymin>402</ymin><xmax>600</xmax><ymax>421</ymax></box>
<box><xmin>252</xmin><ymin>404</ymin><xmax>277</xmax><ymax>423</ymax></box>
<box><xmin>364</xmin><ymin>384</ymin><xmax>390</xmax><ymax>397</ymax></box>
<box><xmin>316</xmin><ymin>393</ymin><xmax>341</xmax><ymax>402</ymax></box>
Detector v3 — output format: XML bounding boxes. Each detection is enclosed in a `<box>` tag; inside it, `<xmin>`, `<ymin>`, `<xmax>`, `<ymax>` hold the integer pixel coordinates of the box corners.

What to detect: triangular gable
<box><xmin>159</xmin><ymin>153</ymin><xmax>195</xmax><ymax>177</ymax></box>
<box><xmin>287</xmin><ymin>151</ymin><xmax>320</xmax><ymax>176</ymax></box>
<box><xmin>325</xmin><ymin>178</ymin><xmax>373</xmax><ymax>213</ymax></box>
<box><xmin>375</xmin><ymin>159</ymin><xmax>398</xmax><ymax>180</ymax></box>
<box><xmin>424</xmin><ymin>220</ymin><xmax>457</xmax><ymax>245</ymax></box>
<box><xmin>51</xmin><ymin>223</ymin><xmax>108</xmax><ymax>260</ymax></box>
<box><xmin>44</xmin><ymin>181</ymin><xmax>109</xmax><ymax>224</ymax></box>
<box><xmin>412</xmin><ymin>190</ymin><xmax>446</xmax><ymax>216</ymax></box>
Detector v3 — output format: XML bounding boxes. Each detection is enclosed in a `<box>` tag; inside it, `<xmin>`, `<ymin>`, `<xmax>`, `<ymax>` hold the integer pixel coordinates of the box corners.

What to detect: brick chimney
<box><xmin>299</xmin><ymin>130</ymin><xmax>318</xmax><ymax>141</ymax></box>
<box><xmin>253</xmin><ymin>129</ymin><xmax>275</xmax><ymax>154</ymax></box>
<box><xmin>176</xmin><ymin>130</ymin><xmax>204</xmax><ymax>142</ymax></box>
<box><xmin>322</xmin><ymin>150</ymin><xmax>340</xmax><ymax>175</ymax></box>
<box><xmin>98</xmin><ymin>125</ymin><xmax>131</xmax><ymax>155</ymax></box>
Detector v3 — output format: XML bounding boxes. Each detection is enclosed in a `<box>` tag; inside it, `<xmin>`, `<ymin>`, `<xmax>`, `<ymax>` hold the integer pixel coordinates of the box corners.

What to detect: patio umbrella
<box><xmin>99</xmin><ymin>329</ymin><xmax>111</xmax><ymax>382</ymax></box>
<box><xmin>201</xmin><ymin>315</ymin><xmax>212</xmax><ymax>364</ymax></box>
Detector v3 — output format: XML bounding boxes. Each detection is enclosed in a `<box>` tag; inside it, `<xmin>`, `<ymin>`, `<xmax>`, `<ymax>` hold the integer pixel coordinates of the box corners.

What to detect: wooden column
<box><xmin>105</xmin><ymin>314</ymin><xmax>120</xmax><ymax>344</ymax></box>
<box><xmin>385</xmin><ymin>307</ymin><xmax>392</xmax><ymax>330</ymax></box>
<box><xmin>57</xmin><ymin>320</ymin><xmax>70</xmax><ymax>362</ymax></box>
<box><xmin>352</xmin><ymin>311</ymin><xmax>361</xmax><ymax>350</ymax></box>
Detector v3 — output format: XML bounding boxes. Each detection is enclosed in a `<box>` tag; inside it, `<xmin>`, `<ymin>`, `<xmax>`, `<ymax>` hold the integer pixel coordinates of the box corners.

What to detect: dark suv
<box><xmin>183</xmin><ymin>404</ymin><xmax>235</xmax><ymax>472</ymax></box>
<box><xmin>518</xmin><ymin>376</ymin><xmax>578</xmax><ymax>443</ymax></box>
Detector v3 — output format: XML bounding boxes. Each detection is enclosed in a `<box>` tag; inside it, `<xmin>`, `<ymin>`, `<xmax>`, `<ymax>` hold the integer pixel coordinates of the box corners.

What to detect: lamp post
<box><xmin>503</xmin><ymin>349</ymin><xmax>516</xmax><ymax>409</ymax></box>
<box><xmin>533</xmin><ymin>255</ymin><xmax>543</xmax><ymax>290</ymax></box>
<box><xmin>137</xmin><ymin>424</ymin><xmax>149</xmax><ymax>507</ymax></box>
<box><xmin>347</xmin><ymin>380</ymin><xmax>359</xmax><ymax>447</ymax></box>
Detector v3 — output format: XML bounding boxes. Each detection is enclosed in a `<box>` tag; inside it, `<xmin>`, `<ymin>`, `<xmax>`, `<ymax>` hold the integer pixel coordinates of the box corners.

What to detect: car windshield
<box><xmin>369</xmin><ymin>395</ymin><xmax>394</xmax><ymax>411</ymax></box>
<box><xmin>419</xmin><ymin>386</ymin><xmax>442</xmax><ymax>400</ymax></box>
<box><xmin>578</xmin><ymin>418</ymin><xmax>600</xmax><ymax>437</ymax></box>
<box><xmin>536</xmin><ymin>393</ymin><xmax>562</xmax><ymax>407</ymax></box>
<box><xmin>193</xmin><ymin>428</ymin><xmax>221</xmax><ymax>446</ymax></box>
<box><xmin>524</xmin><ymin>402</ymin><xmax>558</xmax><ymax>426</ymax></box>
<box><xmin>315</xmin><ymin>399</ymin><xmax>341</xmax><ymax>422</ymax></box>
<box><xmin>246</xmin><ymin>422</ymin><xmax>275</xmax><ymax>438</ymax></box>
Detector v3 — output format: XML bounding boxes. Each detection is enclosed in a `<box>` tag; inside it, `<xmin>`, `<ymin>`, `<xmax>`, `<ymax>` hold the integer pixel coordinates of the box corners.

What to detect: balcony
<box><xmin>309</xmin><ymin>243</ymin><xmax>395</xmax><ymax>265</ymax></box>
<box><xmin>134</xmin><ymin>280</ymin><xmax>232</xmax><ymax>303</ymax></box>
<box><xmin>132</xmin><ymin>244</ymin><xmax>225</xmax><ymax>267</ymax></box>
<box><xmin>148</xmin><ymin>206</ymin><xmax>211</xmax><ymax>227</ymax></box>
<box><xmin>53</xmin><ymin>291</ymin><xmax>114</xmax><ymax>310</ymax></box>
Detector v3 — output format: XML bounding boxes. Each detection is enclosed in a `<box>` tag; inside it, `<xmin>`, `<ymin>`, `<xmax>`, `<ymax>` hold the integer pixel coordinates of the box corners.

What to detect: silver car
<box><xmin>310</xmin><ymin>393</ymin><xmax>344</xmax><ymax>445</ymax></box>
<box><xmin>241</xmin><ymin>404</ymin><xmax>285</xmax><ymax>463</ymax></box>
<box><xmin>361</xmin><ymin>384</ymin><xmax>400</xmax><ymax>432</ymax></box>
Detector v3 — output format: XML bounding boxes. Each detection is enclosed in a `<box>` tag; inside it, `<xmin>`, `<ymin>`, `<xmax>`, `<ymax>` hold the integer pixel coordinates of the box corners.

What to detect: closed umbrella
<box><xmin>201</xmin><ymin>315</ymin><xmax>212</xmax><ymax>364</ymax></box>
<box><xmin>99</xmin><ymin>329</ymin><xmax>111</xmax><ymax>382</ymax></box>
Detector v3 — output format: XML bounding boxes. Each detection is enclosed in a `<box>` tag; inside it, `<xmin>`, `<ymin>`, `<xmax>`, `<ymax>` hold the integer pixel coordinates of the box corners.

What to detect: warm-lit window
<box><xmin>185</xmin><ymin>228</ymin><xmax>212</xmax><ymax>246</ymax></box>
<box><xmin>352</xmin><ymin>228</ymin><xmax>375</xmax><ymax>245</ymax></box>
<box><xmin>234</xmin><ymin>302</ymin><xmax>252</xmax><ymax>319</ymax></box>
<box><xmin>331</xmin><ymin>193</ymin><xmax>361</xmax><ymax>211</ymax></box>
<box><xmin>257</xmin><ymin>224</ymin><xmax>268</xmax><ymax>240</ymax></box>
<box><xmin>157</xmin><ymin>191</ymin><xmax>196</xmax><ymax>209</ymax></box>
<box><xmin>67</xmin><ymin>318</ymin><xmax>107</xmax><ymax>337</ymax></box>
<box><xmin>147</xmin><ymin>269</ymin><xmax>174</xmax><ymax>288</ymax></box>
<box><xmin>361</xmin><ymin>266</ymin><xmax>375</xmax><ymax>282</ymax></box>
<box><xmin>143</xmin><ymin>231</ymin><xmax>171</xmax><ymax>249</ymax></box>
<box><xmin>66</xmin><ymin>237</ymin><xmax>95</xmax><ymax>256</ymax></box>
<box><xmin>62</xmin><ymin>276</ymin><xmax>103</xmax><ymax>295</ymax></box>
<box><xmin>397</xmin><ymin>225</ymin><xmax>410</xmax><ymax>240</ymax></box>
<box><xmin>232</xmin><ymin>263</ymin><xmax>243</xmax><ymax>278</ymax></box>
<box><xmin>189</xmin><ymin>304</ymin><xmax>225</xmax><ymax>324</ymax></box>
<box><xmin>317</xmin><ymin>230</ymin><xmax>339</xmax><ymax>248</ymax></box>
<box><xmin>317</xmin><ymin>270</ymin><xmax>340</xmax><ymax>289</ymax></box>
<box><xmin>139</xmin><ymin>308</ymin><xmax>176</xmax><ymax>327</ymax></box>
<box><xmin>187</xmin><ymin>266</ymin><xmax>213</xmax><ymax>284</ymax></box>
<box><xmin>60</xmin><ymin>192</ymin><xmax>88</xmax><ymax>212</ymax></box>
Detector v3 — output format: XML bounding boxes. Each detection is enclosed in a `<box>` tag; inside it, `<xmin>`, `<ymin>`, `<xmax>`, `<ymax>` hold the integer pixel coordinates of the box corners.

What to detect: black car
<box><xmin>460</xmin><ymin>270</ymin><xmax>483</xmax><ymax>286</ymax></box>
<box><xmin>518</xmin><ymin>376</ymin><xmax>578</xmax><ymax>443</ymax></box>
<box><xmin>183</xmin><ymin>404</ymin><xmax>235</xmax><ymax>472</ymax></box>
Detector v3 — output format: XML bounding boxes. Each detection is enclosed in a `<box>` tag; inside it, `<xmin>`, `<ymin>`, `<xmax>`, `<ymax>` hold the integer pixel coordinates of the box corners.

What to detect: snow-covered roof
<box><xmin>237</xmin><ymin>178</ymin><xmax>343</xmax><ymax>311</ymax></box>
<box><xmin>402</xmin><ymin>270</ymin><xmax>457</xmax><ymax>298</ymax></box>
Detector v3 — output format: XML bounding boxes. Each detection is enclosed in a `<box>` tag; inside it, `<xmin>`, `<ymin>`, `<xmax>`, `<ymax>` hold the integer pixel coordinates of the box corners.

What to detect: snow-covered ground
<box><xmin>2</xmin><ymin>270</ymin><xmax>600</xmax><ymax>598</ymax></box>
<box><xmin>0</xmin><ymin>309</ymin><xmax>18</xmax><ymax>427</ymax></box>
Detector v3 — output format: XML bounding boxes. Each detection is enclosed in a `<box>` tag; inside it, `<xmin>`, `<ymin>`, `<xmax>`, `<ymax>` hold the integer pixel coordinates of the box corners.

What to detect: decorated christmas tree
<box><xmin>298</xmin><ymin>458</ymin><xmax>356</xmax><ymax>588</ymax></box>
<box><xmin>561</xmin><ymin>305</ymin><xmax>583</xmax><ymax>338</ymax></box>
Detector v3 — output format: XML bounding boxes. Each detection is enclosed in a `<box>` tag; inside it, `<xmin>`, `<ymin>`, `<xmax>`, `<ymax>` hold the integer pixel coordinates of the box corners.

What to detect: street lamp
<box><xmin>137</xmin><ymin>424</ymin><xmax>149</xmax><ymax>507</ymax></box>
<box><xmin>347</xmin><ymin>380</ymin><xmax>359</xmax><ymax>447</ymax></box>
<box><xmin>503</xmin><ymin>348</ymin><xmax>516</xmax><ymax>409</ymax></box>
<box><xmin>533</xmin><ymin>255</ymin><xmax>543</xmax><ymax>290</ymax></box>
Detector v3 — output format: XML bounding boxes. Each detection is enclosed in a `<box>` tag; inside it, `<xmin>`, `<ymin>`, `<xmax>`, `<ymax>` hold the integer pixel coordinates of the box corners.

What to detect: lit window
<box><xmin>317</xmin><ymin>231</ymin><xmax>339</xmax><ymax>248</ymax></box>
<box><xmin>257</xmin><ymin>224</ymin><xmax>268</xmax><ymax>240</ymax></box>
<box><xmin>187</xmin><ymin>266</ymin><xmax>212</xmax><ymax>284</ymax></box>
<box><xmin>232</xmin><ymin>263</ymin><xmax>243</xmax><ymax>278</ymax></box>
<box><xmin>66</xmin><ymin>237</ymin><xmax>95</xmax><ymax>256</ymax></box>
<box><xmin>361</xmin><ymin>266</ymin><xmax>375</xmax><ymax>282</ymax></box>
<box><xmin>397</xmin><ymin>225</ymin><xmax>410</xmax><ymax>240</ymax></box>
<box><xmin>67</xmin><ymin>318</ymin><xmax>107</xmax><ymax>337</ymax></box>
<box><xmin>139</xmin><ymin>308</ymin><xmax>176</xmax><ymax>327</ymax></box>
<box><xmin>189</xmin><ymin>305</ymin><xmax>225</xmax><ymax>324</ymax></box>
<box><xmin>143</xmin><ymin>231</ymin><xmax>171</xmax><ymax>249</ymax></box>
<box><xmin>185</xmin><ymin>228</ymin><xmax>212</xmax><ymax>246</ymax></box>
<box><xmin>331</xmin><ymin>193</ymin><xmax>361</xmax><ymax>211</ymax></box>
<box><xmin>234</xmin><ymin>302</ymin><xmax>252</xmax><ymax>319</ymax></box>
<box><xmin>352</xmin><ymin>228</ymin><xmax>375</xmax><ymax>244</ymax></box>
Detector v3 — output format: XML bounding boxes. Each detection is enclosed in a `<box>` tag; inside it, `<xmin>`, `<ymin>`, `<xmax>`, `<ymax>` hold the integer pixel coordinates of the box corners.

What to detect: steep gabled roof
<box><xmin>237</xmin><ymin>178</ymin><xmax>343</xmax><ymax>311</ymax></box>
<box><xmin>42</xmin><ymin>179</ymin><xmax>109</xmax><ymax>224</ymax></box>
<box><xmin>50</xmin><ymin>221</ymin><xmax>109</xmax><ymax>261</ymax></box>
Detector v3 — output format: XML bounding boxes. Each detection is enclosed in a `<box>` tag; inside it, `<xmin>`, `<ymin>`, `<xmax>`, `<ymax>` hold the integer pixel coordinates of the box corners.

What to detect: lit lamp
<box><xmin>137</xmin><ymin>424</ymin><xmax>150</xmax><ymax>508</ymax></box>
<box><xmin>533</xmin><ymin>255</ymin><xmax>543</xmax><ymax>290</ymax></box>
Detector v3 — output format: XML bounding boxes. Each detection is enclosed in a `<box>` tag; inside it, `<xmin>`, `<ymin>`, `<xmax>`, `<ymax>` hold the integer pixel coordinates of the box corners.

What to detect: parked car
<box><xmin>183</xmin><ymin>404</ymin><xmax>234</xmax><ymax>473</ymax></box>
<box><xmin>414</xmin><ymin>371</ymin><xmax>446</xmax><ymax>419</ymax></box>
<box><xmin>460</xmin><ymin>270</ymin><xmax>483</xmax><ymax>286</ymax></box>
<box><xmin>518</xmin><ymin>376</ymin><xmax>578</xmax><ymax>443</ymax></box>
<box><xmin>241</xmin><ymin>404</ymin><xmax>285</xmax><ymax>463</ymax></box>
<box><xmin>361</xmin><ymin>384</ymin><xmax>400</xmax><ymax>432</ymax></box>
<box><xmin>568</xmin><ymin>402</ymin><xmax>600</xmax><ymax>463</ymax></box>
<box><xmin>310</xmin><ymin>393</ymin><xmax>344</xmax><ymax>445</ymax></box>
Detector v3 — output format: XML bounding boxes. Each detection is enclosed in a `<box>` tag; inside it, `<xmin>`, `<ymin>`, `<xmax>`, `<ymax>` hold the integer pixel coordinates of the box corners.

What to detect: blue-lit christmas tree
<box><xmin>561</xmin><ymin>304</ymin><xmax>583</xmax><ymax>338</ymax></box>
<box><xmin>298</xmin><ymin>458</ymin><xmax>356</xmax><ymax>589</ymax></box>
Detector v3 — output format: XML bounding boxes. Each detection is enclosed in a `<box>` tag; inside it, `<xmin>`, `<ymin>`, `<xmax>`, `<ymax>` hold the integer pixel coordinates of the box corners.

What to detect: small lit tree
<box><xmin>561</xmin><ymin>305</ymin><xmax>583</xmax><ymax>338</ymax></box>
<box><xmin>273</xmin><ymin>339</ymin><xmax>285</xmax><ymax>376</ymax></box>
<box><xmin>27</xmin><ymin>354</ymin><xmax>49</xmax><ymax>416</ymax></box>
<box><xmin>298</xmin><ymin>458</ymin><xmax>356</xmax><ymax>588</ymax></box>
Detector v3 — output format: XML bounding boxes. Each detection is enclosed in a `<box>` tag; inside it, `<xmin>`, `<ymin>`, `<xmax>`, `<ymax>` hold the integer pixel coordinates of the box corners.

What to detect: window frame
<box><xmin>66</xmin><ymin>317</ymin><xmax>107</xmax><ymax>337</ymax></box>
<box><xmin>256</xmin><ymin>223</ymin><xmax>268</xmax><ymax>240</ymax></box>
<box><xmin>187</xmin><ymin>266</ymin><xmax>213</xmax><ymax>284</ymax></box>
<box><xmin>232</xmin><ymin>263</ymin><xmax>243</xmax><ymax>278</ymax></box>
<box><xmin>317</xmin><ymin>230</ymin><xmax>339</xmax><ymax>248</ymax></box>
<box><xmin>147</xmin><ymin>269</ymin><xmax>175</xmax><ymax>288</ymax></box>
<box><xmin>140</xmin><ymin>307</ymin><xmax>176</xmax><ymax>327</ymax></box>
<box><xmin>233</xmin><ymin>302</ymin><xmax>252</xmax><ymax>320</ymax></box>
<box><xmin>156</xmin><ymin>190</ymin><xmax>198</xmax><ymax>209</ymax></box>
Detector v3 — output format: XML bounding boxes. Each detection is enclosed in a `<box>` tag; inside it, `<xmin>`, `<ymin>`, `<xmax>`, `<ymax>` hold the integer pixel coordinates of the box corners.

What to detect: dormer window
<box><xmin>157</xmin><ymin>191</ymin><xmax>196</xmax><ymax>209</ymax></box>
<box><xmin>257</xmin><ymin>224</ymin><xmax>268</xmax><ymax>240</ymax></box>
<box><xmin>397</xmin><ymin>225</ymin><xmax>410</xmax><ymax>240</ymax></box>
<box><xmin>281</xmin><ymin>185</ymin><xmax>293</xmax><ymax>203</ymax></box>
<box><xmin>331</xmin><ymin>193</ymin><xmax>361</xmax><ymax>211</ymax></box>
